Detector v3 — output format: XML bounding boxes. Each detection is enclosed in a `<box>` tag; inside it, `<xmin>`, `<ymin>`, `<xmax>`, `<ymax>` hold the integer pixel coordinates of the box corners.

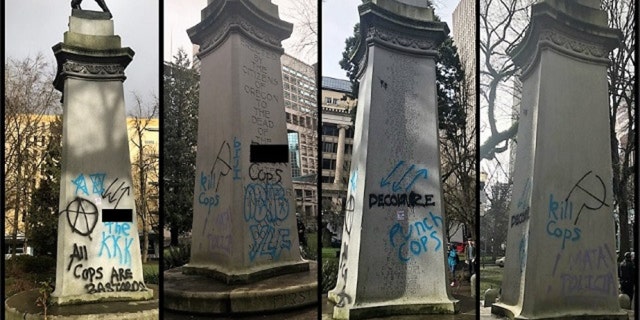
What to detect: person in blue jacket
<box><xmin>448</xmin><ymin>244</ymin><xmax>459</xmax><ymax>287</ymax></box>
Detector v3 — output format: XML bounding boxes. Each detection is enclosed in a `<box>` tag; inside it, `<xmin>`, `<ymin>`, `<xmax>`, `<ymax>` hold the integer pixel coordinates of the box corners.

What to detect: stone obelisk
<box><xmin>164</xmin><ymin>0</ymin><xmax>316</xmax><ymax>315</ymax></box>
<box><xmin>492</xmin><ymin>1</ymin><xmax>625</xmax><ymax>319</ymax></box>
<box><xmin>327</xmin><ymin>0</ymin><xmax>455</xmax><ymax>318</ymax></box>
<box><xmin>50</xmin><ymin>9</ymin><xmax>152</xmax><ymax>305</ymax></box>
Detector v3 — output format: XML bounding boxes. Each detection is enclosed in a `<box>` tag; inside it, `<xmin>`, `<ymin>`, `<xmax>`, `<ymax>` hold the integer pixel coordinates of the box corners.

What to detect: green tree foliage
<box><xmin>163</xmin><ymin>49</ymin><xmax>199</xmax><ymax>246</ymax></box>
<box><xmin>436</xmin><ymin>37</ymin><xmax>467</xmax><ymax>138</ymax></box>
<box><xmin>26</xmin><ymin>116</ymin><xmax>62</xmax><ymax>257</ymax></box>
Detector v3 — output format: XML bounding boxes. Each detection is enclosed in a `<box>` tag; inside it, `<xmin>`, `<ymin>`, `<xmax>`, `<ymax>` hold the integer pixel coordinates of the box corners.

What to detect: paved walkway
<box><xmin>164</xmin><ymin>305</ymin><xmax>318</xmax><ymax>320</ymax></box>
<box><xmin>322</xmin><ymin>278</ymin><xmax>477</xmax><ymax>319</ymax></box>
<box><xmin>480</xmin><ymin>300</ymin><xmax>636</xmax><ymax>320</ymax></box>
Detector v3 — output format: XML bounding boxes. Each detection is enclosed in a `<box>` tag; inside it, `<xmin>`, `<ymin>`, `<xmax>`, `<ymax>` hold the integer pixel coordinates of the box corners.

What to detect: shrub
<box><xmin>7</xmin><ymin>255</ymin><xmax>56</xmax><ymax>275</ymax></box>
<box><xmin>163</xmin><ymin>242</ymin><xmax>191</xmax><ymax>270</ymax></box>
<box><xmin>321</xmin><ymin>259</ymin><xmax>339</xmax><ymax>293</ymax></box>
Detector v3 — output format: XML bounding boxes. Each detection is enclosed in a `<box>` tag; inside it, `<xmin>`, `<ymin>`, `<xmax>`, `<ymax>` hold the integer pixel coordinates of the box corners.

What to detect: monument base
<box><xmin>164</xmin><ymin>261</ymin><xmax>317</xmax><ymax>314</ymax></box>
<box><xmin>5</xmin><ymin>285</ymin><xmax>158</xmax><ymax>320</ymax></box>
<box><xmin>492</xmin><ymin>302</ymin><xmax>629</xmax><ymax>320</ymax></box>
<box><xmin>182</xmin><ymin>260</ymin><xmax>309</xmax><ymax>284</ymax></box>
<box><xmin>329</xmin><ymin>299</ymin><xmax>458</xmax><ymax>320</ymax></box>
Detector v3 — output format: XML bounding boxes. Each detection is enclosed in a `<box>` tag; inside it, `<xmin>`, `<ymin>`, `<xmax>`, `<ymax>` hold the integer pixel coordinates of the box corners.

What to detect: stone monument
<box><xmin>163</xmin><ymin>0</ymin><xmax>317</xmax><ymax>314</ymax></box>
<box><xmin>6</xmin><ymin>7</ymin><xmax>158</xmax><ymax>320</ymax></box>
<box><xmin>50</xmin><ymin>9</ymin><xmax>152</xmax><ymax>305</ymax></box>
<box><xmin>491</xmin><ymin>1</ymin><xmax>626</xmax><ymax>319</ymax></box>
<box><xmin>326</xmin><ymin>0</ymin><xmax>455</xmax><ymax>318</ymax></box>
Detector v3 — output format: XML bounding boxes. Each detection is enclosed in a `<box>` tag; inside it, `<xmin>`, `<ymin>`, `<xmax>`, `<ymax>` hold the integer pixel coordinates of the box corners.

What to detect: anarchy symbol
<box><xmin>63</xmin><ymin>197</ymin><xmax>98</xmax><ymax>240</ymax></box>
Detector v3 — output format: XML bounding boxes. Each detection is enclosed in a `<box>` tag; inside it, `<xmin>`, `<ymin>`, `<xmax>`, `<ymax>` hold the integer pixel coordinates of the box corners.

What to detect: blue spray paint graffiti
<box><xmin>547</xmin><ymin>194</ymin><xmax>581</xmax><ymax>250</ymax></box>
<box><xmin>73</xmin><ymin>172</ymin><xmax>109</xmax><ymax>196</ymax></box>
<box><xmin>72</xmin><ymin>173</ymin><xmax>90</xmax><ymax>196</ymax></box>
<box><xmin>548</xmin><ymin>243</ymin><xmax>617</xmax><ymax>297</ymax></box>
<box><xmin>518</xmin><ymin>236</ymin><xmax>527</xmax><ymax>272</ymax></box>
<box><xmin>388</xmin><ymin>212</ymin><xmax>443</xmax><ymax>263</ymax></box>
<box><xmin>243</xmin><ymin>182</ymin><xmax>291</xmax><ymax>261</ymax></box>
<box><xmin>198</xmin><ymin>171</ymin><xmax>221</xmax><ymax>214</ymax></box>
<box><xmin>379</xmin><ymin>161</ymin><xmax>429</xmax><ymax>193</ymax></box>
<box><xmin>349</xmin><ymin>169</ymin><xmax>358</xmax><ymax>193</ymax></box>
<box><xmin>89</xmin><ymin>173</ymin><xmax>107</xmax><ymax>194</ymax></box>
<box><xmin>98</xmin><ymin>222</ymin><xmax>133</xmax><ymax>266</ymax></box>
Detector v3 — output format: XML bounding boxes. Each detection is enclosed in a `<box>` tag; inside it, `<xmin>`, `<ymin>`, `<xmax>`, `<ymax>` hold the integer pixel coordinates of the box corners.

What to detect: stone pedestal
<box><xmin>327</xmin><ymin>1</ymin><xmax>454</xmax><ymax>319</ymax></box>
<box><xmin>50</xmin><ymin>10</ymin><xmax>153</xmax><ymax>306</ymax></box>
<box><xmin>164</xmin><ymin>0</ymin><xmax>316</xmax><ymax>314</ymax></box>
<box><xmin>491</xmin><ymin>1</ymin><xmax>625</xmax><ymax>319</ymax></box>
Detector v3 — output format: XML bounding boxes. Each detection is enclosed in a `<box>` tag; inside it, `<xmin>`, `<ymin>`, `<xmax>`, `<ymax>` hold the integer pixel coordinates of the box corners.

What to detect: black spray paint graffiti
<box><xmin>67</xmin><ymin>243</ymin><xmax>88</xmax><ymax>271</ymax></box>
<box><xmin>101</xmin><ymin>178</ymin><xmax>131</xmax><ymax>209</ymax></box>
<box><xmin>198</xmin><ymin>140</ymin><xmax>234</xmax><ymax>223</ymax></box>
<box><xmin>511</xmin><ymin>178</ymin><xmax>531</xmax><ymax>228</ymax></box>
<box><xmin>546</xmin><ymin>171</ymin><xmax>608</xmax><ymax>250</ymax></box>
<box><xmin>334</xmin><ymin>191</ymin><xmax>356</xmax><ymax>307</ymax></box>
<box><xmin>248</xmin><ymin>163</ymin><xmax>283</xmax><ymax>184</ymax></box>
<box><xmin>565</xmin><ymin>171</ymin><xmax>608</xmax><ymax>225</ymax></box>
<box><xmin>210</xmin><ymin>141</ymin><xmax>233</xmax><ymax>192</ymax></box>
<box><xmin>368</xmin><ymin>192</ymin><xmax>435</xmax><ymax>208</ymax></box>
<box><xmin>78</xmin><ymin>266</ymin><xmax>148</xmax><ymax>294</ymax></box>
<box><xmin>63</xmin><ymin>197</ymin><xmax>99</xmax><ymax>240</ymax></box>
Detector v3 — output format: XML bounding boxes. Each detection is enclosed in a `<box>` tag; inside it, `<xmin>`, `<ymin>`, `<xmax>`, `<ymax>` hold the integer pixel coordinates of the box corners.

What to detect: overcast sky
<box><xmin>164</xmin><ymin>0</ymin><xmax>318</xmax><ymax>66</ymax></box>
<box><xmin>5</xmin><ymin>0</ymin><xmax>160</xmax><ymax>111</ymax></box>
<box><xmin>322</xmin><ymin>0</ymin><xmax>457</xmax><ymax>80</ymax></box>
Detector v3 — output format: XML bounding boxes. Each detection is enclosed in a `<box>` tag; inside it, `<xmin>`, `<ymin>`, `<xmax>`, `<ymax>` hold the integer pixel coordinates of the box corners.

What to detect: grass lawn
<box><xmin>306</xmin><ymin>232</ymin><xmax>318</xmax><ymax>259</ymax></box>
<box><xmin>143</xmin><ymin>261</ymin><xmax>160</xmax><ymax>284</ymax></box>
<box><xmin>321</xmin><ymin>247</ymin><xmax>339</xmax><ymax>260</ymax></box>
<box><xmin>480</xmin><ymin>265</ymin><xmax>503</xmax><ymax>299</ymax></box>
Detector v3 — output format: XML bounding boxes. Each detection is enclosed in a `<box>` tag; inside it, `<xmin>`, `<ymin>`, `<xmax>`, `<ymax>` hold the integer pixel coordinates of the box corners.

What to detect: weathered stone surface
<box><xmin>5</xmin><ymin>285</ymin><xmax>158</xmax><ymax>320</ymax></box>
<box><xmin>327</xmin><ymin>1</ymin><xmax>454</xmax><ymax>318</ymax></box>
<box><xmin>492</xmin><ymin>1</ymin><xmax>625</xmax><ymax>319</ymax></box>
<box><xmin>50</xmin><ymin>12</ymin><xmax>151</xmax><ymax>305</ymax></box>
<box><xmin>183</xmin><ymin>0</ymin><xmax>307</xmax><ymax>284</ymax></box>
<box><xmin>164</xmin><ymin>262</ymin><xmax>317</xmax><ymax>314</ymax></box>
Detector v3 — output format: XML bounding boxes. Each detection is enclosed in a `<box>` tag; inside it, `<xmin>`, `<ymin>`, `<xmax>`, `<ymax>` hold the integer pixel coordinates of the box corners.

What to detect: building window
<box><xmin>322</xmin><ymin>159</ymin><xmax>336</xmax><ymax>170</ymax></box>
<box><xmin>288</xmin><ymin>132</ymin><xmax>301</xmax><ymax>178</ymax></box>
<box><xmin>346</xmin><ymin>127</ymin><xmax>355</xmax><ymax>138</ymax></box>
<box><xmin>325</xmin><ymin>97</ymin><xmax>332</xmax><ymax>104</ymax></box>
<box><xmin>345</xmin><ymin>143</ymin><xmax>353</xmax><ymax>155</ymax></box>
<box><xmin>323</xmin><ymin>142</ymin><xmax>337</xmax><ymax>153</ymax></box>
<box><xmin>322</xmin><ymin>124</ymin><xmax>338</xmax><ymax>136</ymax></box>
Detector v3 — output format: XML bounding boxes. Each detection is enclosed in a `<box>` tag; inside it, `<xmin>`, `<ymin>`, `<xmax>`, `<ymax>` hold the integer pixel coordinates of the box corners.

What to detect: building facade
<box><xmin>321</xmin><ymin>77</ymin><xmax>357</xmax><ymax>214</ymax></box>
<box><xmin>282</xmin><ymin>54</ymin><xmax>319</xmax><ymax>225</ymax></box>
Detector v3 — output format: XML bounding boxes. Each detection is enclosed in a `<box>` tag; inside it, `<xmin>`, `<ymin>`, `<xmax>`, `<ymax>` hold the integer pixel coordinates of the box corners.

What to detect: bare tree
<box><xmin>5</xmin><ymin>54</ymin><xmax>61</xmax><ymax>257</ymax></box>
<box><xmin>480</xmin><ymin>0</ymin><xmax>636</xmax><ymax>256</ymax></box>
<box><xmin>479</xmin><ymin>0</ymin><xmax>533</xmax><ymax>160</ymax></box>
<box><xmin>129</xmin><ymin>93</ymin><xmax>160</xmax><ymax>263</ymax></box>
<box><xmin>441</xmin><ymin>71</ymin><xmax>477</xmax><ymax>242</ymax></box>
<box><xmin>282</xmin><ymin>0</ymin><xmax>317</xmax><ymax>62</ymax></box>
<box><xmin>603</xmin><ymin>0</ymin><xmax>635</xmax><ymax>258</ymax></box>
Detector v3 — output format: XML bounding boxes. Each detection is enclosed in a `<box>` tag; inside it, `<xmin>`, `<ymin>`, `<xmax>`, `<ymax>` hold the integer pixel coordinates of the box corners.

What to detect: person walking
<box><xmin>466</xmin><ymin>238</ymin><xmax>475</xmax><ymax>277</ymax></box>
<box><xmin>619</xmin><ymin>251</ymin><xmax>636</xmax><ymax>302</ymax></box>
<box><xmin>296</xmin><ymin>213</ymin><xmax>307</xmax><ymax>248</ymax></box>
<box><xmin>448</xmin><ymin>244</ymin><xmax>459</xmax><ymax>287</ymax></box>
